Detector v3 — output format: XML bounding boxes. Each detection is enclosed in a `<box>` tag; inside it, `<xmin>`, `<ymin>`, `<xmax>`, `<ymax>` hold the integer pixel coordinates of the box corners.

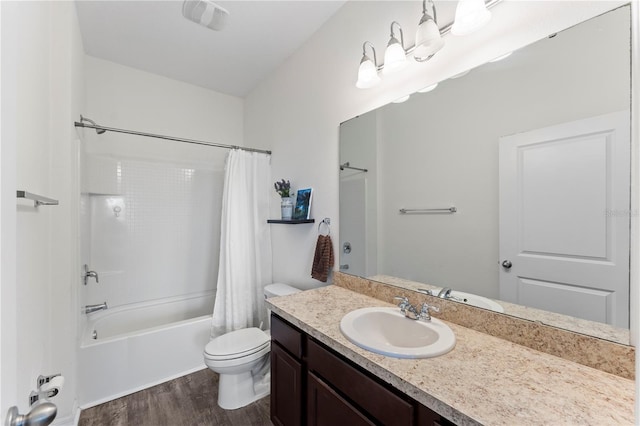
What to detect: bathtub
<box><xmin>78</xmin><ymin>292</ymin><xmax>214</xmax><ymax>408</ymax></box>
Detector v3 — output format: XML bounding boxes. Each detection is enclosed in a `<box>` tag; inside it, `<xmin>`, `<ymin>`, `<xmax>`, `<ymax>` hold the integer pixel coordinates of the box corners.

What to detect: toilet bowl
<box><xmin>204</xmin><ymin>283</ymin><xmax>301</xmax><ymax>410</ymax></box>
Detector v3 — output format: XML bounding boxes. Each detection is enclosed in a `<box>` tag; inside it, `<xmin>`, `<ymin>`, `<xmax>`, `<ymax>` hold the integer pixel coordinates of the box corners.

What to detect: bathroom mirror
<box><xmin>339</xmin><ymin>5</ymin><xmax>632</xmax><ymax>345</ymax></box>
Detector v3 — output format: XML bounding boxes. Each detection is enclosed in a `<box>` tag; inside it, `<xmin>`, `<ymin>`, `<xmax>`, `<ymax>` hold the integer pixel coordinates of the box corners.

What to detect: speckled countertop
<box><xmin>266</xmin><ymin>285</ymin><xmax>635</xmax><ymax>426</ymax></box>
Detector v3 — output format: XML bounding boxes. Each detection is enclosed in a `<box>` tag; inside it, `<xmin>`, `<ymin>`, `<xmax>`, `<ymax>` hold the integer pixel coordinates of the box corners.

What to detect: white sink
<box><xmin>339</xmin><ymin>307</ymin><xmax>456</xmax><ymax>359</ymax></box>
<box><xmin>446</xmin><ymin>291</ymin><xmax>504</xmax><ymax>313</ymax></box>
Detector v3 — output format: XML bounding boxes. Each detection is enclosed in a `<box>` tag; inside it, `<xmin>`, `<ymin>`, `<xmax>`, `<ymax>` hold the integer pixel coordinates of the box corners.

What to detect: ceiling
<box><xmin>75</xmin><ymin>1</ymin><xmax>347</xmax><ymax>97</ymax></box>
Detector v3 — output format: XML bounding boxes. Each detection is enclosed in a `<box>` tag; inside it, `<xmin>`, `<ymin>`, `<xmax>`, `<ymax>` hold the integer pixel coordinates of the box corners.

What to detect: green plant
<box><xmin>274</xmin><ymin>179</ymin><xmax>291</xmax><ymax>198</ymax></box>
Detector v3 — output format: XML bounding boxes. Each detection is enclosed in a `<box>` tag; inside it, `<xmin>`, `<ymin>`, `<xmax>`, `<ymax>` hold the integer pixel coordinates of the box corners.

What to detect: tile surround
<box><xmin>334</xmin><ymin>272</ymin><xmax>635</xmax><ymax>380</ymax></box>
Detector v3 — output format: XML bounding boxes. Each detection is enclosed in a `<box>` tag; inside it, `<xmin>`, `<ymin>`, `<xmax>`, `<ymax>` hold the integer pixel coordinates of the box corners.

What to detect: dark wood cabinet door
<box><xmin>271</xmin><ymin>342</ymin><xmax>302</xmax><ymax>426</ymax></box>
<box><xmin>307</xmin><ymin>372</ymin><xmax>375</xmax><ymax>426</ymax></box>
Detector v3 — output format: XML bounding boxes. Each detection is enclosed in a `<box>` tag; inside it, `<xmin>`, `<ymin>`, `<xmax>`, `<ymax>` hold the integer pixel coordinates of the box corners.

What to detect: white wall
<box><xmin>245</xmin><ymin>1</ymin><xmax>626</xmax><ymax>290</ymax></box>
<box><xmin>1</xmin><ymin>1</ymin><xmax>85</xmax><ymax>423</ymax></box>
<box><xmin>82</xmin><ymin>56</ymin><xmax>243</xmax><ymax>164</ymax></box>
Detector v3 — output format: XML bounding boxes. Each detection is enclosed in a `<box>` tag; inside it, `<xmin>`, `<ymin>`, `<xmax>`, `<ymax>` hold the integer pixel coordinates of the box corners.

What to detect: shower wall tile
<box><xmin>84</xmin><ymin>154</ymin><xmax>223</xmax><ymax>307</ymax></box>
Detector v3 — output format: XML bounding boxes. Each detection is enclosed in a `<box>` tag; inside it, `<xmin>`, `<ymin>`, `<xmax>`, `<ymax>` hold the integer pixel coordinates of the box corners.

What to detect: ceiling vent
<box><xmin>182</xmin><ymin>0</ymin><xmax>229</xmax><ymax>31</ymax></box>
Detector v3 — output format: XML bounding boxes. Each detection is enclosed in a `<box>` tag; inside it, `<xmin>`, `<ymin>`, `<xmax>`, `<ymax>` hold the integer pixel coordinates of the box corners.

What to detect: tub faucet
<box><xmin>437</xmin><ymin>288</ymin><xmax>452</xmax><ymax>298</ymax></box>
<box><xmin>84</xmin><ymin>302</ymin><xmax>108</xmax><ymax>314</ymax></box>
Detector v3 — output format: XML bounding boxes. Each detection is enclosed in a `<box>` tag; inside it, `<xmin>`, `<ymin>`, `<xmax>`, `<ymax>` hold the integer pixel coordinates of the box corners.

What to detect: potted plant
<box><xmin>274</xmin><ymin>179</ymin><xmax>294</xmax><ymax>220</ymax></box>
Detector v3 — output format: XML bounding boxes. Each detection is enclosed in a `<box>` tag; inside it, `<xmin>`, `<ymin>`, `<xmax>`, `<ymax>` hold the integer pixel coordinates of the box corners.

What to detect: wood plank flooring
<box><xmin>78</xmin><ymin>369</ymin><xmax>272</xmax><ymax>426</ymax></box>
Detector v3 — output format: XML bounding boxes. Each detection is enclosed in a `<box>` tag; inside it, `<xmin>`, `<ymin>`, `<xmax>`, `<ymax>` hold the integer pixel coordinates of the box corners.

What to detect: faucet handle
<box><xmin>393</xmin><ymin>296</ymin><xmax>409</xmax><ymax>307</ymax></box>
<box><xmin>418</xmin><ymin>302</ymin><xmax>440</xmax><ymax>321</ymax></box>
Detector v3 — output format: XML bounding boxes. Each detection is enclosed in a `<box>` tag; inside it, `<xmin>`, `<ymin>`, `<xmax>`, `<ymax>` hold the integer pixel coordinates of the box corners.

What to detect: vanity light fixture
<box><xmin>355</xmin><ymin>0</ymin><xmax>500</xmax><ymax>89</ymax></box>
<box><xmin>414</xmin><ymin>0</ymin><xmax>444</xmax><ymax>62</ymax></box>
<box><xmin>383</xmin><ymin>21</ymin><xmax>408</xmax><ymax>74</ymax></box>
<box><xmin>417</xmin><ymin>83</ymin><xmax>438</xmax><ymax>93</ymax></box>
<box><xmin>450</xmin><ymin>0</ymin><xmax>492</xmax><ymax>36</ymax></box>
<box><xmin>356</xmin><ymin>42</ymin><xmax>381</xmax><ymax>89</ymax></box>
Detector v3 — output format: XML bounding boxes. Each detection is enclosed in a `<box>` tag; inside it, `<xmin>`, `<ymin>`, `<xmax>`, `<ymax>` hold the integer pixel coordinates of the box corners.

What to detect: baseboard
<box><xmin>51</xmin><ymin>400</ymin><xmax>80</xmax><ymax>426</ymax></box>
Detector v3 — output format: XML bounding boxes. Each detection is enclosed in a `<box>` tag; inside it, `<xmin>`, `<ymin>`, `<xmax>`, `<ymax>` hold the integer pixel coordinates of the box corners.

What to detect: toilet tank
<box><xmin>264</xmin><ymin>283</ymin><xmax>301</xmax><ymax>299</ymax></box>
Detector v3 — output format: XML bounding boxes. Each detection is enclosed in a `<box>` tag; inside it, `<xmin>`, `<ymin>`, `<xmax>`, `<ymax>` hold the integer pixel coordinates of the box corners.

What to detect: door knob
<box><xmin>6</xmin><ymin>402</ymin><xmax>57</xmax><ymax>426</ymax></box>
<box><xmin>501</xmin><ymin>260</ymin><xmax>512</xmax><ymax>269</ymax></box>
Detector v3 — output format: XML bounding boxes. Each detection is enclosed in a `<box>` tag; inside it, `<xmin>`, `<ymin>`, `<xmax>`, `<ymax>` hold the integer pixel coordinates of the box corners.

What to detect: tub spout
<box><xmin>84</xmin><ymin>302</ymin><xmax>108</xmax><ymax>314</ymax></box>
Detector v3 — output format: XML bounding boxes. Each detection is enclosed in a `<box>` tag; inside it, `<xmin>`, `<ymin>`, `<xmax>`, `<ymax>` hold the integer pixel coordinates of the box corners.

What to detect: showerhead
<box><xmin>182</xmin><ymin>0</ymin><xmax>229</xmax><ymax>31</ymax></box>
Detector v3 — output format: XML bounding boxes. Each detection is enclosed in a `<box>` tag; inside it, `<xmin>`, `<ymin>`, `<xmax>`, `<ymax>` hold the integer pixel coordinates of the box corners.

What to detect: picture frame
<box><xmin>293</xmin><ymin>187</ymin><xmax>313</xmax><ymax>220</ymax></box>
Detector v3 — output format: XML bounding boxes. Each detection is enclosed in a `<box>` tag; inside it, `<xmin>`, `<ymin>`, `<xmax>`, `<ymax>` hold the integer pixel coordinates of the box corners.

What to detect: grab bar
<box><xmin>399</xmin><ymin>207</ymin><xmax>457</xmax><ymax>214</ymax></box>
<box><xmin>17</xmin><ymin>191</ymin><xmax>59</xmax><ymax>207</ymax></box>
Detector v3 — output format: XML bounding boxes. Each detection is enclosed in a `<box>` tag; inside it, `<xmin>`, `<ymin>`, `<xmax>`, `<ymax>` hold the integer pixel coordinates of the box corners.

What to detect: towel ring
<box><xmin>318</xmin><ymin>218</ymin><xmax>330</xmax><ymax>236</ymax></box>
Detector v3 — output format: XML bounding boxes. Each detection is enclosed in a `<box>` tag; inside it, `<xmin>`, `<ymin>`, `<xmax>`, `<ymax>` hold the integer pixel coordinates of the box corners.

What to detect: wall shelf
<box><xmin>267</xmin><ymin>219</ymin><xmax>315</xmax><ymax>224</ymax></box>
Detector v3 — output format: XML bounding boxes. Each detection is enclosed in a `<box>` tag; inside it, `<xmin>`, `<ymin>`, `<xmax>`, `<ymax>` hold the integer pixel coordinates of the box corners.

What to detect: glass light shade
<box><xmin>356</xmin><ymin>55</ymin><xmax>381</xmax><ymax>89</ymax></box>
<box><xmin>392</xmin><ymin>95</ymin><xmax>410</xmax><ymax>103</ymax></box>
<box><xmin>383</xmin><ymin>38</ymin><xmax>407</xmax><ymax>75</ymax></box>
<box><xmin>417</xmin><ymin>83</ymin><xmax>438</xmax><ymax>93</ymax></box>
<box><xmin>451</xmin><ymin>0</ymin><xmax>492</xmax><ymax>36</ymax></box>
<box><xmin>489</xmin><ymin>51</ymin><xmax>513</xmax><ymax>63</ymax></box>
<box><xmin>414</xmin><ymin>16</ymin><xmax>444</xmax><ymax>62</ymax></box>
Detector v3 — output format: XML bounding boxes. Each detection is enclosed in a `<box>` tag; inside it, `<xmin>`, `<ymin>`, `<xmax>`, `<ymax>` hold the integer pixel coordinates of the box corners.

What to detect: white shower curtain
<box><xmin>211</xmin><ymin>149</ymin><xmax>273</xmax><ymax>337</ymax></box>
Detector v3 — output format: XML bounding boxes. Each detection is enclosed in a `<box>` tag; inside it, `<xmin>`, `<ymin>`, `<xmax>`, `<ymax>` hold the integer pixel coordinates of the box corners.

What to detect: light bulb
<box><xmin>356</xmin><ymin>55</ymin><xmax>381</xmax><ymax>89</ymax></box>
<box><xmin>383</xmin><ymin>38</ymin><xmax>407</xmax><ymax>74</ymax></box>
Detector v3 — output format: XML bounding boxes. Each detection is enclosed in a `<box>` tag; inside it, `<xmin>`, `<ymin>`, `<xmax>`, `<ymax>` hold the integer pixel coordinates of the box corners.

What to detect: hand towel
<box><xmin>311</xmin><ymin>234</ymin><xmax>334</xmax><ymax>282</ymax></box>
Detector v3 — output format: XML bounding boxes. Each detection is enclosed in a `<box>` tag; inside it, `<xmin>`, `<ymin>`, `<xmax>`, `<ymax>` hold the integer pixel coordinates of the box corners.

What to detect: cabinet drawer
<box><xmin>271</xmin><ymin>314</ymin><xmax>303</xmax><ymax>359</ymax></box>
<box><xmin>307</xmin><ymin>339</ymin><xmax>414</xmax><ymax>425</ymax></box>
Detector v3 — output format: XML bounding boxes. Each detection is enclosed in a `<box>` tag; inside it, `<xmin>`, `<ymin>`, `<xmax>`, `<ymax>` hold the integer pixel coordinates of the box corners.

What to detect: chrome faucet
<box><xmin>437</xmin><ymin>288</ymin><xmax>452</xmax><ymax>298</ymax></box>
<box><xmin>83</xmin><ymin>264</ymin><xmax>99</xmax><ymax>286</ymax></box>
<box><xmin>84</xmin><ymin>302</ymin><xmax>108</xmax><ymax>314</ymax></box>
<box><xmin>394</xmin><ymin>296</ymin><xmax>439</xmax><ymax>321</ymax></box>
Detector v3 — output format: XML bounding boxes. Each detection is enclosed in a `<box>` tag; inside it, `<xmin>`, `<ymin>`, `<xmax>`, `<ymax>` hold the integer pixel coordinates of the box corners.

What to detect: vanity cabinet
<box><xmin>270</xmin><ymin>314</ymin><xmax>455</xmax><ymax>426</ymax></box>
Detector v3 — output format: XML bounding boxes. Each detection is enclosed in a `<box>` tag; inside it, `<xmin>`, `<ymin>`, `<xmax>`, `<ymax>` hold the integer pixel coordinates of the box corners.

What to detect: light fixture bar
<box><xmin>375</xmin><ymin>0</ymin><xmax>501</xmax><ymax>72</ymax></box>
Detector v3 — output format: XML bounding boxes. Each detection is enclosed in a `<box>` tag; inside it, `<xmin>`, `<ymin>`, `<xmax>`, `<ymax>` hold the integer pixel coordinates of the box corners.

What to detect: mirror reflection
<box><xmin>339</xmin><ymin>6</ymin><xmax>631</xmax><ymax>344</ymax></box>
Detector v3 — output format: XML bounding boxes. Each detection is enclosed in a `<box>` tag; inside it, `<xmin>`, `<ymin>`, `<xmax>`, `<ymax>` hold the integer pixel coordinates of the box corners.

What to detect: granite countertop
<box><xmin>266</xmin><ymin>285</ymin><xmax>635</xmax><ymax>426</ymax></box>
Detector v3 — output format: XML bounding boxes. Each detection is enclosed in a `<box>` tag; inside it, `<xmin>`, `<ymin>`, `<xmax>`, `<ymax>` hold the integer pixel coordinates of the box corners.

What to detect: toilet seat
<box><xmin>204</xmin><ymin>327</ymin><xmax>270</xmax><ymax>361</ymax></box>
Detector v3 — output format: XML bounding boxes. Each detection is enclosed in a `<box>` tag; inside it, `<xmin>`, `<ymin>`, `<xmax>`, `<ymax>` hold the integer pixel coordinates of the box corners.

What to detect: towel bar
<box><xmin>399</xmin><ymin>207</ymin><xmax>456</xmax><ymax>214</ymax></box>
<box><xmin>17</xmin><ymin>191</ymin><xmax>59</xmax><ymax>207</ymax></box>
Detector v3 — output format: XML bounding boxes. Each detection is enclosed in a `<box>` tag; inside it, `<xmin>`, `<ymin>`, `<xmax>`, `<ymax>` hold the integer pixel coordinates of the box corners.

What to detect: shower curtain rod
<box><xmin>74</xmin><ymin>115</ymin><xmax>272</xmax><ymax>155</ymax></box>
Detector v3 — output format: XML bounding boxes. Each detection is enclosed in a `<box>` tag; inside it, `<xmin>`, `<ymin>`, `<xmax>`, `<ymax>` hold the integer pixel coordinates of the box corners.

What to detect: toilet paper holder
<box><xmin>29</xmin><ymin>374</ymin><xmax>63</xmax><ymax>406</ymax></box>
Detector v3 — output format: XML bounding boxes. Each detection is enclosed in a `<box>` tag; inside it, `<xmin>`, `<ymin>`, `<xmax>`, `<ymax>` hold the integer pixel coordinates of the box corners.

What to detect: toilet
<box><xmin>204</xmin><ymin>283</ymin><xmax>301</xmax><ymax>410</ymax></box>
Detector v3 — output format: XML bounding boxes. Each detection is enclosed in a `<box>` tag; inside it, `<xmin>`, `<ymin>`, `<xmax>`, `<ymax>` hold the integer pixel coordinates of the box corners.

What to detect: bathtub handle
<box><xmin>83</xmin><ymin>264</ymin><xmax>99</xmax><ymax>285</ymax></box>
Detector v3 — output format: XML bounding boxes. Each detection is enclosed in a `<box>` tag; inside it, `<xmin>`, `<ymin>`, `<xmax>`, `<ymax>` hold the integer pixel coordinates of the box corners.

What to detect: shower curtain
<box><xmin>211</xmin><ymin>149</ymin><xmax>273</xmax><ymax>337</ymax></box>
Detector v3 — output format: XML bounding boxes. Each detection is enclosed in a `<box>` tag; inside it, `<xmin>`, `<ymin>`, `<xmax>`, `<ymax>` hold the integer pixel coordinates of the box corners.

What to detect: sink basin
<box><xmin>339</xmin><ymin>307</ymin><xmax>456</xmax><ymax>358</ymax></box>
<box><xmin>446</xmin><ymin>291</ymin><xmax>504</xmax><ymax>313</ymax></box>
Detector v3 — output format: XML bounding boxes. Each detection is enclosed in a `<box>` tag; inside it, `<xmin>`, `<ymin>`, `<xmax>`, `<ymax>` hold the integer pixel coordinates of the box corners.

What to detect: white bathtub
<box><xmin>78</xmin><ymin>292</ymin><xmax>214</xmax><ymax>408</ymax></box>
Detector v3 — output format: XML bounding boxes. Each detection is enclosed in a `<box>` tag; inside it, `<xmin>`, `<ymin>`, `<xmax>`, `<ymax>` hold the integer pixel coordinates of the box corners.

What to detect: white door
<box><xmin>499</xmin><ymin>111</ymin><xmax>630</xmax><ymax>328</ymax></box>
<box><xmin>339</xmin><ymin>176</ymin><xmax>367</xmax><ymax>276</ymax></box>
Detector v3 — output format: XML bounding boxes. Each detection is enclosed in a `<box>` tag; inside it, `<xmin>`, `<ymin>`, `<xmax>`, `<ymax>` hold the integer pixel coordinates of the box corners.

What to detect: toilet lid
<box><xmin>205</xmin><ymin>327</ymin><xmax>270</xmax><ymax>358</ymax></box>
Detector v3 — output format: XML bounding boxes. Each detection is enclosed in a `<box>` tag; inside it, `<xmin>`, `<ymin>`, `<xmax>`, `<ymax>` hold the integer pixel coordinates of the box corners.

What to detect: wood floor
<box><xmin>78</xmin><ymin>369</ymin><xmax>272</xmax><ymax>426</ymax></box>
